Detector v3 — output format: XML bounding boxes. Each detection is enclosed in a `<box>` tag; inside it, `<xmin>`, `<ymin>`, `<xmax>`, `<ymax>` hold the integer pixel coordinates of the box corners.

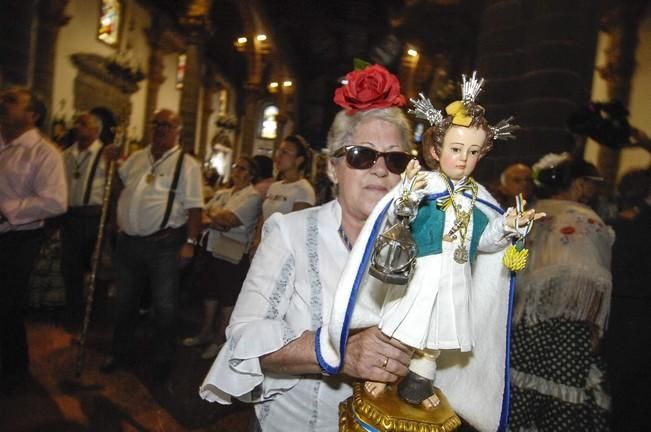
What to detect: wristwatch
<box><xmin>186</xmin><ymin>237</ymin><xmax>198</xmax><ymax>246</ymax></box>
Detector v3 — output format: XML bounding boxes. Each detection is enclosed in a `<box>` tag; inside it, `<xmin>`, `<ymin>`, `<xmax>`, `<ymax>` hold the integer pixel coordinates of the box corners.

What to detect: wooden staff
<box><xmin>74</xmin><ymin>127</ymin><xmax>124</xmax><ymax>378</ymax></box>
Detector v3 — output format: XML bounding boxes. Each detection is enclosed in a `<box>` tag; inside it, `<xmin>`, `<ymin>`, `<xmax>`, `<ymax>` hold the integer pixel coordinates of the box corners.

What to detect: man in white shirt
<box><xmin>61</xmin><ymin>113</ymin><xmax>108</xmax><ymax>323</ymax></box>
<box><xmin>101</xmin><ymin>109</ymin><xmax>203</xmax><ymax>382</ymax></box>
<box><xmin>0</xmin><ymin>87</ymin><xmax>67</xmax><ymax>391</ymax></box>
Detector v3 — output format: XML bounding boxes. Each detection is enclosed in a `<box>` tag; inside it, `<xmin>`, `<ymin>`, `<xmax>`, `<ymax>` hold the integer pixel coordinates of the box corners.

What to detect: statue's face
<box><xmin>432</xmin><ymin>125</ymin><xmax>486</xmax><ymax>180</ymax></box>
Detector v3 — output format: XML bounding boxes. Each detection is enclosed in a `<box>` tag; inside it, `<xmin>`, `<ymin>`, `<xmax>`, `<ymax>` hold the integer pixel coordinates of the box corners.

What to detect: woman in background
<box><xmin>250</xmin><ymin>135</ymin><xmax>316</xmax><ymax>256</ymax></box>
<box><xmin>263</xmin><ymin>134</ymin><xmax>315</xmax><ymax>219</ymax></box>
<box><xmin>509</xmin><ymin>153</ymin><xmax>613</xmax><ymax>432</ymax></box>
<box><xmin>182</xmin><ymin>156</ymin><xmax>261</xmax><ymax>359</ymax></box>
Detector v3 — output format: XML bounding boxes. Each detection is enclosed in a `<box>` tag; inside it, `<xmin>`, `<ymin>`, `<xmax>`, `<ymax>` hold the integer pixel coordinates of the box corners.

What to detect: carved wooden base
<box><xmin>339</xmin><ymin>382</ymin><xmax>461</xmax><ymax>432</ymax></box>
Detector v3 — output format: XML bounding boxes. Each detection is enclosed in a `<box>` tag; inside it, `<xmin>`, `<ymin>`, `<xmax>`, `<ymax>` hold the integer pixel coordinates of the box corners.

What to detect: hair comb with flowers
<box><xmin>408</xmin><ymin>70</ymin><xmax>519</xmax><ymax>143</ymax></box>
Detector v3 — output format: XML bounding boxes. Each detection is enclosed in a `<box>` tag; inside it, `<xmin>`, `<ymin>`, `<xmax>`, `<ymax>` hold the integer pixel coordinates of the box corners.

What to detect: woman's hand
<box><xmin>342</xmin><ymin>326</ymin><xmax>413</xmax><ymax>383</ymax></box>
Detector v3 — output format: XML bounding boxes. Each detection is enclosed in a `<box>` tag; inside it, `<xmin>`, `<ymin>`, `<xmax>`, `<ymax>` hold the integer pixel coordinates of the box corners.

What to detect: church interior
<box><xmin>0</xmin><ymin>0</ymin><xmax>650</xmax><ymax>431</ymax></box>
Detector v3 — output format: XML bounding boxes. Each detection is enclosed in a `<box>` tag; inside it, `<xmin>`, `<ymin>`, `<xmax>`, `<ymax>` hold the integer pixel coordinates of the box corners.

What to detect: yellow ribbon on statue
<box><xmin>445</xmin><ymin>100</ymin><xmax>473</xmax><ymax>126</ymax></box>
<box><xmin>502</xmin><ymin>193</ymin><xmax>533</xmax><ymax>272</ymax></box>
<box><xmin>503</xmin><ymin>245</ymin><xmax>529</xmax><ymax>272</ymax></box>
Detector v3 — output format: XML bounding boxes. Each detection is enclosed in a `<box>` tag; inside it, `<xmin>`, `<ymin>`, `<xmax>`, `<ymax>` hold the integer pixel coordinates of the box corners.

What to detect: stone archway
<box><xmin>71</xmin><ymin>53</ymin><xmax>140</xmax><ymax>126</ymax></box>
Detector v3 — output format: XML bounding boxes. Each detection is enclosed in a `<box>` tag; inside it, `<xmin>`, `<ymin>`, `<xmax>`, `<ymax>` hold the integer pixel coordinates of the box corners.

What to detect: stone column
<box><xmin>33</xmin><ymin>0</ymin><xmax>70</xmax><ymax>112</ymax></box>
<box><xmin>0</xmin><ymin>0</ymin><xmax>39</xmax><ymax>86</ymax></box>
<box><xmin>238</xmin><ymin>83</ymin><xmax>264</xmax><ymax>156</ymax></box>
<box><xmin>178</xmin><ymin>43</ymin><xmax>202</xmax><ymax>152</ymax></box>
<box><xmin>197</xmin><ymin>80</ymin><xmax>216</xmax><ymax>160</ymax></box>
<box><xmin>475</xmin><ymin>0</ymin><xmax>600</xmax><ymax>180</ymax></box>
<box><xmin>596</xmin><ymin>0</ymin><xmax>650</xmax><ymax>191</ymax></box>
<box><xmin>142</xmin><ymin>36</ymin><xmax>166</xmax><ymax>145</ymax></box>
<box><xmin>274</xmin><ymin>112</ymin><xmax>289</xmax><ymax>152</ymax></box>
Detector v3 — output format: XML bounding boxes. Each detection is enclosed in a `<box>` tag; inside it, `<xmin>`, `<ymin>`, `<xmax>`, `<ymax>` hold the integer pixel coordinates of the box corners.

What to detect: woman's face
<box><xmin>331</xmin><ymin>118</ymin><xmax>406</xmax><ymax>223</ymax></box>
<box><xmin>231</xmin><ymin>158</ymin><xmax>253</xmax><ymax>189</ymax></box>
<box><xmin>274</xmin><ymin>140</ymin><xmax>303</xmax><ymax>175</ymax></box>
<box><xmin>432</xmin><ymin>125</ymin><xmax>486</xmax><ymax>180</ymax></box>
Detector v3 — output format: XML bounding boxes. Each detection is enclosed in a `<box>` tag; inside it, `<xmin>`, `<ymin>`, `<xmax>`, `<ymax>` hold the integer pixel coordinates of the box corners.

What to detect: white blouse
<box><xmin>201</xmin><ymin>200</ymin><xmax>353</xmax><ymax>432</ymax></box>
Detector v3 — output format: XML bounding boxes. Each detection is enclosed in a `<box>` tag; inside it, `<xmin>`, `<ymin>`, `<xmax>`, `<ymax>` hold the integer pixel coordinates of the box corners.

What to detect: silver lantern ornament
<box><xmin>369</xmin><ymin>193</ymin><xmax>418</xmax><ymax>285</ymax></box>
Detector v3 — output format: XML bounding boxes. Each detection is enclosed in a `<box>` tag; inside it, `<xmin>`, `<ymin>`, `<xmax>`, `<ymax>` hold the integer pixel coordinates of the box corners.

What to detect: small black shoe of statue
<box><xmin>397</xmin><ymin>370</ymin><xmax>434</xmax><ymax>405</ymax></box>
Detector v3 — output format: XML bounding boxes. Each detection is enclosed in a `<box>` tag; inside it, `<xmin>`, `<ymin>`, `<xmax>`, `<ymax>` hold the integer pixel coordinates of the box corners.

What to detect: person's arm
<box><xmin>289</xmin><ymin>180</ymin><xmax>316</xmax><ymax>212</ymax></box>
<box><xmin>261</xmin><ymin>326</ymin><xmax>412</xmax><ymax>383</ymax></box>
<box><xmin>209</xmin><ymin>208</ymin><xmax>242</xmax><ymax>230</ymax></box>
<box><xmin>178</xmin><ymin>207</ymin><xmax>201</xmax><ymax>266</ymax></box>
<box><xmin>478</xmin><ymin>206</ymin><xmax>545</xmax><ymax>253</ymax></box>
<box><xmin>178</xmin><ymin>159</ymin><xmax>205</xmax><ymax>265</ymax></box>
<box><xmin>200</xmin><ymin>214</ymin><xmax>302</xmax><ymax>403</ymax></box>
<box><xmin>210</xmin><ymin>189</ymin><xmax>261</xmax><ymax>232</ymax></box>
<box><xmin>0</xmin><ymin>145</ymin><xmax>68</xmax><ymax>225</ymax></box>
<box><xmin>248</xmin><ymin>215</ymin><xmax>264</xmax><ymax>257</ymax></box>
<box><xmin>291</xmin><ymin>201</ymin><xmax>311</xmax><ymax>212</ymax></box>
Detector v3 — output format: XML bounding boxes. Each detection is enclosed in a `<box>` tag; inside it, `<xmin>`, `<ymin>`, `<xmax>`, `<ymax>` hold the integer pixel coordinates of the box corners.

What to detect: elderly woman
<box><xmin>200</xmin><ymin>65</ymin><xmax>414</xmax><ymax>430</ymax></box>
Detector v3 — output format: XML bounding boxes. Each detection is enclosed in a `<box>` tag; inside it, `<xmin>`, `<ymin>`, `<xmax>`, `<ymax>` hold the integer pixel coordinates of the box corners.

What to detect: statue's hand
<box><xmin>403</xmin><ymin>160</ymin><xmax>427</xmax><ymax>192</ymax></box>
<box><xmin>504</xmin><ymin>205</ymin><xmax>546</xmax><ymax>230</ymax></box>
<box><xmin>405</xmin><ymin>159</ymin><xmax>421</xmax><ymax>180</ymax></box>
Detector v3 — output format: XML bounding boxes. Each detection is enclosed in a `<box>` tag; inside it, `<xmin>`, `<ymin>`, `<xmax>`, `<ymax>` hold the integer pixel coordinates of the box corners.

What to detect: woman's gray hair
<box><xmin>326</xmin><ymin>107</ymin><xmax>412</xmax><ymax>154</ymax></box>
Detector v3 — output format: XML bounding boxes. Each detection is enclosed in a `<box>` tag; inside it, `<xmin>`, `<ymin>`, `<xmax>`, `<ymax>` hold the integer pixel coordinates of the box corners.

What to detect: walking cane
<box><xmin>74</xmin><ymin>128</ymin><xmax>123</xmax><ymax>378</ymax></box>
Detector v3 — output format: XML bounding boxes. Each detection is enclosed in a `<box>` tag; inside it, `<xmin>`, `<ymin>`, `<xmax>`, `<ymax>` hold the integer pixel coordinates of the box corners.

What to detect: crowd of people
<box><xmin>0</xmin><ymin>61</ymin><xmax>649</xmax><ymax>432</ymax></box>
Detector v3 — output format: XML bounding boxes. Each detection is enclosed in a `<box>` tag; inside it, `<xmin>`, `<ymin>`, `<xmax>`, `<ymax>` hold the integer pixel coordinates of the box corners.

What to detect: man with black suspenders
<box><xmin>101</xmin><ymin>109</ymin><xmax>203</xmax><ymax>382</ymax></box>
<box><xmin>61</xmin><ymin>112</ymin><xmax>108</xmax><ymax>323</ymax></box>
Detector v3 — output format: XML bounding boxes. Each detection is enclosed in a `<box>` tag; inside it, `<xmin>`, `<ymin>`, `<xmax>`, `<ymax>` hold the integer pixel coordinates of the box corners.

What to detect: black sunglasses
<box><xmin>333</xmin><ymin>145</ymin><xmax>413</xmax><ymax>174</ymax></box>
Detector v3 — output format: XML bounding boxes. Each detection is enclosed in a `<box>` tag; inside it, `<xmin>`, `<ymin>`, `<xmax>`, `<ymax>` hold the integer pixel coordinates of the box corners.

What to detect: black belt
<box><xmin>122</xmin><ymin>225</ymin><xmax>185</xmax><ymax>241</ymax></box>
<box><xmin>67</xmin><ymin>206</ymin><xmax>102</xmax><ymax>217</ymax></box>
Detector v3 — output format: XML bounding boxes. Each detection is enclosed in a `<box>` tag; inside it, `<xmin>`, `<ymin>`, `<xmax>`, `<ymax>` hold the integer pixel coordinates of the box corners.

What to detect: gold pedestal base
<box><xmin>339</xmin><ymin>382</ymin><xmax>461</xmax><ymax>432</ymax></box>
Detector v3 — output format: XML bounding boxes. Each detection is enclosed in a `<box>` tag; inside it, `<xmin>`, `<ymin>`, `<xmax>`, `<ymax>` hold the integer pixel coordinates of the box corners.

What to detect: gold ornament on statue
<box><xmin>339</xmin><ymin>382</ymin><xmax>461</xmax><ymax>432</ymax></box>
<box><xmin>438</xmin><ymin>173</ymin><xmax>477</xmax><ymax>265</ymax></box>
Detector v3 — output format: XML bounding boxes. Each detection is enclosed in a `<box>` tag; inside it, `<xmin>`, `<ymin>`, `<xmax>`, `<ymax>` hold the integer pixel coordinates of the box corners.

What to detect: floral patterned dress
<box><xmin>508</xmin><ymin>199</ymin><xmax>614</xmax><ymax>432</ymax></box>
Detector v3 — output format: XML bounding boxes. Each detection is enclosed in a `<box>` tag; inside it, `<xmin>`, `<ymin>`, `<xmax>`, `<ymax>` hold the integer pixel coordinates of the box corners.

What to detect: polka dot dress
<box><xmin>508</xmin><ymin>319</ymin><xmax>610</xmax><ymax>432</ymax></box>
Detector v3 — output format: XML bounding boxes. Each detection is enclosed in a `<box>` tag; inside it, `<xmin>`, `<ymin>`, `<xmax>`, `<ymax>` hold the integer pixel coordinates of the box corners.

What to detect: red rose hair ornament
<box><xmin>334</xmin><ymin>64</ymin><xmax>406</xmax><ymax>114</ymax></box>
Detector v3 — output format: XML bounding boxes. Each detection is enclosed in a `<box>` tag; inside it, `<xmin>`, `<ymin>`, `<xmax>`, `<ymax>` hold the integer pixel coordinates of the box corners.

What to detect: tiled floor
<box><xmin>0</xmin><ymin>294</ymin><xmax>253</xmax><ymax>431</ymax></box>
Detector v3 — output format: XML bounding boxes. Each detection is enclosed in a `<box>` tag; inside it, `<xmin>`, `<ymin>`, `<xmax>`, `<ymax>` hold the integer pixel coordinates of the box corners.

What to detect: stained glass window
<box><xmin>98</xmin><ymin>0</ymin><xmax>122</xmax><ymax>46</ymax></box>
<box><xmin>217</xmin><ymin>89</ymin><xmax>228</xmax><ymax>115</ymax></box>
<box><xmin>260</xmin><ymin>105</ymin><xmax>279</xmax><ymax>140</ymax></box>
<box><xmin>176</xmin><ymin>54</ymin><xmax>187</xmax><ymax>89</ymax></box>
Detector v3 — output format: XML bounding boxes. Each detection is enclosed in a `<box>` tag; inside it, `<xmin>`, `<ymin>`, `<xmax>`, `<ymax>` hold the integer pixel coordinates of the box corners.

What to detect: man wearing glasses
<box><xmin>101</xmin><ymin>109</ymin><xmax>203</xmax><ymax>383</ymax></box>
<box><xmin>60</xmin><ymin>112</ymin><xmax>108</xmax><ymax>324</ymax></box>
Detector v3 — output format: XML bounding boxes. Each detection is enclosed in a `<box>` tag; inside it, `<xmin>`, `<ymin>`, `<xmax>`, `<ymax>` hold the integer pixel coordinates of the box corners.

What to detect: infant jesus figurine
<box><xmin>362</xmin><ymin>74</ymin><xmax>545</xmax><ymax>411</ymax></box>
<box><xmin>318</xmin><ymin>72</ymin><xmax>545</xmax><ymax>431</ymax></box>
